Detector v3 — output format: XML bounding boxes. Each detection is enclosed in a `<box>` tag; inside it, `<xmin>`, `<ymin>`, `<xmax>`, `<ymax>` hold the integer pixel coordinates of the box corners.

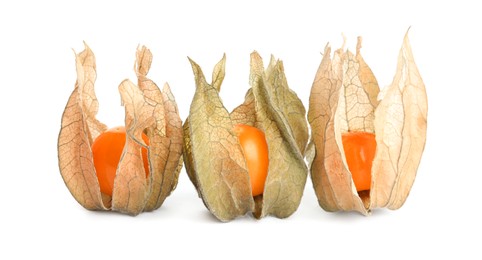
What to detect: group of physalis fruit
<box><xmin>58</xmin><ymin>31</ymin><xmax>427</xmax><ymax>220</ymax></box>
<box><xmin>58</xmin><ymin>44</ymin><xmax>183</xmax><ymax>215</ymax></box>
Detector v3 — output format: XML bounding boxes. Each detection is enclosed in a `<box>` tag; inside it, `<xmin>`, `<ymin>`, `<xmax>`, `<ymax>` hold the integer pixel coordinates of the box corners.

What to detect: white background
<box><xmin>0</xmin><ymin>0</ymin><xmax>480</xmax><ymax>259</ymax></box>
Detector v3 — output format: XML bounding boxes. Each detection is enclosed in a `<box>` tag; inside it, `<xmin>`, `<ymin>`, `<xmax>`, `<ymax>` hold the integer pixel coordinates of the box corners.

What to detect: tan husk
<box><xmin>133</xmin><ymin>46</ymin><xmax>183</xmax><ymax>211</ymax></box>
<box><xmin>370</xmin><ymin>33</ymin><xmax>427</xmax><ymax>210</ymax></box>
<box><xmin>184</xmin><ymin>53</ymin><xmax>308</xmax><ymax>221</ymax></box>
<box><xmin>58</xmin><ymin>43</ymin><xmax>182</xmax><ymax>215</ymax></box>
<box><xmin>57</xmin><ymin>44</ymin><xmax>108</xmax><ymax>210</ymax></box>
<box><xmin>307</xmin><ymin>31</ymin><xmax>427</xmax><ymax>215</ymax></box>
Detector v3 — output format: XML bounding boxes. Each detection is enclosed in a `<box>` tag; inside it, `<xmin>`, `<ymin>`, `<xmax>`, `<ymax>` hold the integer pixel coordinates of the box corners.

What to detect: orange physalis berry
<box><xmin>91</xmin><ymin>126</ymin><xmax>149</xmax><ymax>196</ymax></box>
<box><xmin>341</xmin><ymin>132</ymin><xmax>377</xmax><ymax>192</ymax></box>
<box><xmin>234</xmin><ymin>124</ymin><xmax>269</xmax><ymax>197</ymax></box>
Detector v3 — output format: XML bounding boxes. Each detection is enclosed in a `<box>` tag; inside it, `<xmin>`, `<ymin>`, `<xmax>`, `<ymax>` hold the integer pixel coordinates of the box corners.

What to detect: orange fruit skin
<box><xmin>91</xmin><ymin>126</ymin><xmax>149</xmax><ymax>196</ymax></box>
<box><xmin>341</xmin><ymin>132</ymin><xmax>377</xmax><ymax>192</ymax></box>
<box><xmin>234</xmin><ymin>124</ymin><xmax>269</xmax><ymax>197</ymax></box>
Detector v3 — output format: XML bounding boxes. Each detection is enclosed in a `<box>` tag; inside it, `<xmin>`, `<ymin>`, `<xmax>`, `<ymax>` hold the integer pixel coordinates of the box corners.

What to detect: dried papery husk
<box><xmin>307</xmin><ymin>31</ymin><xmax>427</xmax><ymax>215</ymax></box>
<box><xmin>58</xmin><ymin>43</ymin><xmax>107</xmax><ymax>210</ymax></box>
<box><xmin>185</xmin><ymin>56</ymin><xmax>253</xmax><ymax>222</ymax></box>
<box><xmin>370</xmin><ymin>33</ymin><xmax>427</xmax><ymax>210</ymax></box>
<box><xmin>263</xmin><ymin>56</ymin><xmax>309</xmax><ymax>155</ymax></box>
<box><xmin>184</xmin><ymin>53</ymin><xmax>308</xmax><ymax>221</ymax></box>
<box><xmin>247</xmin><ymin>53</ymin><xmax>308</xmax><ymax>218</ymax></box>
<box><xmin>58</xmin><ymin>44</ymin><xmax>182</xmax><ymax>215</ymax></box>
<box><xmin>183</xmin><ymin>55</ymin><xmax>227</xmax><ymax>193</ymax></box>
<box><xmin>133</xmin><ymin>46</ymin><xmax>183</xmax><ymax>211</ymax></box>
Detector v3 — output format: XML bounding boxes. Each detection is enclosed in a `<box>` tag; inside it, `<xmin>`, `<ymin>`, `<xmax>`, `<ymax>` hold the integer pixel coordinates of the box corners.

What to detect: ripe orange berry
<box><xmin>234</xmin><ymin>124</ymin><xmax>269</xmax><ymax>197</ymax></box>
<box><xmin>341</xmin><ymin>131</ymin><xmax>377</xmax><ymax>192</ymax></box>
<box><xmin>91</xmin><ymin>126</ymin><xmax>149</xmax><ymax>196</ymax></box>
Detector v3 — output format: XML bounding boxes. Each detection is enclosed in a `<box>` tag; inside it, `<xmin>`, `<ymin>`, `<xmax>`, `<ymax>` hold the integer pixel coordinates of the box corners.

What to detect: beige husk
<box><xmin>307</xmin><ymin>32</ymin><xmax>427</xmax><ymax>215</ymax></box>
<box><xmin>58</xmin><ymin>44</ymin><xmax>183</xmax><ymax>215</ymax></box>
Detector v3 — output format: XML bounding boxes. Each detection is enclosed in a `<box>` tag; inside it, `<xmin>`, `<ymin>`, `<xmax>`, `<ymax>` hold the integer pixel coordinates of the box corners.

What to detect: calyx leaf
<box><xmin>249</xmin><ymin>52</ymin><xmax>308</xmax><ymax>218</ymax></box>
<box><xmin>134</xmin><ymin>46</ymin><xmax>183</xmax><ymax>211</ymax></box>
<box><xmin>186</xmin><ymin>57</ymin><xmax>253</xmax><ymax>222</ymax></box>
<box><xmin>58</xmin><ymin>43</ymin><xmax>107</xmax><ymax>210</ymax></box>
<box><xmin>370</xmin><ymin>32</ymin><xmax>428</xmax><ymax>210</ymax></box>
